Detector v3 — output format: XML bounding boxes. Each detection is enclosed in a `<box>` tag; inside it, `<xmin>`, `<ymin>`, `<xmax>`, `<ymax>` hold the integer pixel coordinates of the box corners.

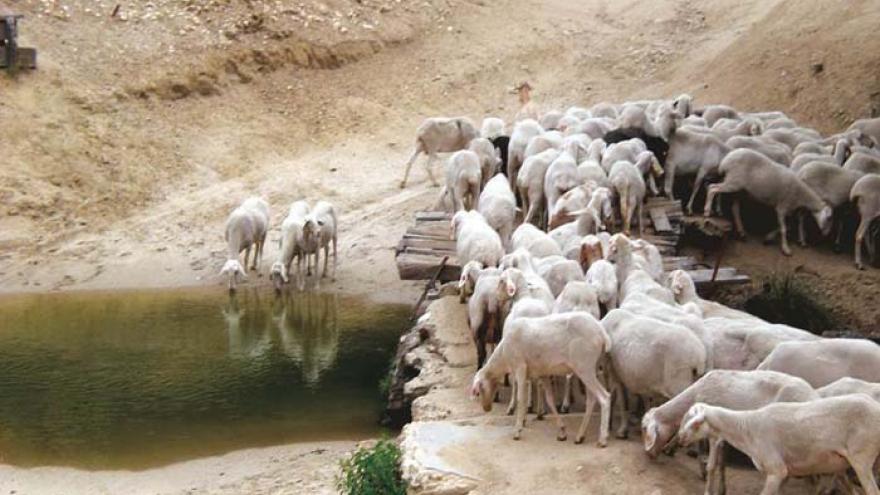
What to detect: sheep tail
<box><xmin>599</xmin><ymin>323</ymin><xmax>612</xmax><ymax>353</ymax></box>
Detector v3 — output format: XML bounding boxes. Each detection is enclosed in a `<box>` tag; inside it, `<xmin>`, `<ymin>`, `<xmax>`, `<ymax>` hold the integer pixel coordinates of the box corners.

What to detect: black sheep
<box><xmin>490</xmin><ymin>135</ymin><xmax>510</xmax><ymax>176</ymax></box>
<box><xmin>603</xmin><ymin>127</ymin><xmax>670</xmax><ymax>165</ymax></box>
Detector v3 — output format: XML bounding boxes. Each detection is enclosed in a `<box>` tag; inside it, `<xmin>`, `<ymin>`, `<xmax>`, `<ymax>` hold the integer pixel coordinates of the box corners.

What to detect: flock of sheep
<box><xmin>397</xmin><ymin>91</ymin><xmax>880</xmax><ymax>494</ymax></box>
<box><xmin>220</xmin><ymin>197</ymin><xmax>338</xmax><ymax>291</ymax></box>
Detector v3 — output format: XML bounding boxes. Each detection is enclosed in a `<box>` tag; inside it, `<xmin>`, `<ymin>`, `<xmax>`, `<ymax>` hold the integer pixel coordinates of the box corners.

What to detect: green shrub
<box><xmin>744</xmin><ymin>273</ymin><xmax>835</xmax><ymax>335</ymax></box>
<box><xmin>337</xmin><ymin>438</ymin><xmax>407</xmax><ymax>495</ymax></box>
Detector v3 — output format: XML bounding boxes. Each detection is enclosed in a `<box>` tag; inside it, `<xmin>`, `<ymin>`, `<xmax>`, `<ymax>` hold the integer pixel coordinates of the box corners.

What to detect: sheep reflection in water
<box><xmin>273</xmin><ymin>291</ymin><xmax>340</xmax><ymax>387</ymax></box>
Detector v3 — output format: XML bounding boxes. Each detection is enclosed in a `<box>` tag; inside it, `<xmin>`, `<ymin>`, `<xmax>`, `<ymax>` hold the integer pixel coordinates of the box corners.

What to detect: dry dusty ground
<box><xmin>1</xmin><ymin>0</ymin><xmax>880</xmax><ymax>492</ymax></box>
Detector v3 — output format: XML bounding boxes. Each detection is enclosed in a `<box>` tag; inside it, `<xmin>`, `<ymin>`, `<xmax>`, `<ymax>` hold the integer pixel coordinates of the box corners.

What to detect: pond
<box><xmin>0</xmin><ymin>288</ymin><xmax>410</xmax><ymax>470</ymax></box>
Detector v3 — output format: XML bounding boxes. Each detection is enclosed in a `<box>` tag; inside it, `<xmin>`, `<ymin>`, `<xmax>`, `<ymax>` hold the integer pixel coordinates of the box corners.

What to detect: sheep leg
<box><xmin>638</xmin><ymin>201</ymin><xmax>644</xmax><ymax>237</ymax></box>
<box><xmin>798</xmin><ymin>212</ymin><xmax>808</xmax><ymax>247</ymax></box>
<box><xmin>332</xmin><ymin>236</ymin><xmax>338</xmax><ymax>280</ymax></box>
<box><xmin>647</xmin><ymin>174</ymin><xmax>659</xmax><ymax>197</ymax></box>
<box><xmin>621</xmin><ymin>198</ymin><xmax>631</xmax><ymax>236</ymax></box>
<box><xmin>833</xmin><ymin>214</ymin><xmax>845</xmax><ymax>253</ymax></box>
<box><xmin>664</xmin><ymin>162</ymin><xmax>676</xmax><ymax>199</ymax></box>
<box><xmin>848</xmin><ymin>456</ymin><xmax>880</xmax><ymax>495</ymax></box>
<box><xmin>574</xmin><ymin>363</ymin><xmax>610</xmax><ymax>447</ymax></box>
<box><xmin>506</xmin><ymin>375</ymin><xmax>517</xmax><ymax>415</ymax></box>
<box><xmin>321</xmin><ymin>243</ymin><xmax>330</xmax><ymax>278</ymax></box>
<box><xmin>776</xmin><ymin>209</ymin><xmax>792</xmax><ymax>256</ymax></box>
<box><xmin>243</xmin><ymin>246</ymin><xmax>252</xmax><ymax>273</ymax></box>
<box><xmin>758</xmin><ymin>470</ymin><xmax>787</xmax><ymax>495</ymax></box>
<box><xmin>687</xmin><ymin>167</ymin><xmax>708</xmax><ymax>215</ymax></box>
<box><xmin>718</xmin><ymin>442</ymin><xmax>727</xmax><ymax>495</ymax></box>
<box><xmin>423</xmin><ymin>153</ymin><xmax>439</xmax><ymax>186</ymax></box>
<box><xmin>513</xmin><ymin>366</ymin><xmax>528</xmax><ymax>440</ymax></box>
<box><xmin>534</xmin><ymin>380</ymin><xmax>545</xmax><ymax>420</ymax></box>
<box><xmin>540</xmin><ymin>377</ymin><xmax>567</xmax><ymax>441</ymax></box>
<box><xmin>704</xmin><ymin>437</ymin><xmax>725</xmax><ymax>495</ymax></box>
<box><xmin>731</xmin><ymin>198</ymin><xmax>746</xmax><ymax>239</ymax></box>
<box><xmin>560</xmin><ymin>374</ymin><xmax>572</xmax><ymax>414</ymax></box>
<box><xmin>855</xmin><ymin>216</ymin><xmax>868</xmax><ymax>270</ymax></box>
<box><xmin>400</xmin><ymin>147</ymin><xmax>422</xmax><ymax>188</ymax></box>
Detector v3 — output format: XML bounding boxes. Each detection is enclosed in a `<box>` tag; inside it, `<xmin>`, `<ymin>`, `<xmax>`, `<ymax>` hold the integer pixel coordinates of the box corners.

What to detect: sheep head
<box><xmin>220</xmin><ymin>259</ymin><xmax>247</xmax><ymax>291</ymax></box>
<box><xmin>667</xmin><ymin>269</ymin><xmax>695</xmax><ymax>303</ymax></box>
<box><xmin>642</xmin><ymin>408</ymin><xmax>677</xmax><ymax>458</ymax></box>
<box><xmin>269</xmin><ymin>261</ymin><xmax>288</xmax><ymax>291</ymax></box>
<box><xmin>605</xmin><ymin>233</ymin><xmax>632</xmax><ymax>263</ymax></box>
<box><xmin>677</xmin><ymin>403</ymin><xmax>712</xmax><ymax>447</ymax></box>
<box><xmin>814</xmin><ymin>206</ymin><xmax>834</xmax><ymax>236</ymax></box>
<box><xmin>470</xmin><ymin>372</ymin><xmax>497</xmax><ymax>412</ymax></box>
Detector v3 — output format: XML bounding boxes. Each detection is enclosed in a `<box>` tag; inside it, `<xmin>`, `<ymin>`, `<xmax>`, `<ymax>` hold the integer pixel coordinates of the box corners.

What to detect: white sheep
<box><xmin>844</xmin><ymin>150</ymin><xmax>880</xmax><ymax>175</ymax></box>
<box><xmin>478</xmin><ymin>173</ymin><xmax>517</xmax><ymax>250</ymax></box>
<box><xmin>301</xmin><ymin>200</ymin><xmax>338</xmax><ymax>287</ymax></box>
<box><xmin>510</xmin><ymin>223</ymin><xmax>563</xmax><ymax>258</ymax></box>
<box><xmin>547</xmin><ymin>183</ymin><xmax>593</xmax><ymax>230</ymax></box>
<box><xmin>400</xmin><ymin>116</ymin><xmax>478</xmax><ymax>188</ymax></box>
<box><xmin>601</xmin><ymin>308</ymin><xmax>707</xmax><ymax>439</ymax></box>
<box><xmin>553</xmin><ymin>281</ymin><xmax>600</xmax><ymax>318</ymax></box>
<box><xmin>468</xmin><ymin>137</ymin><xmax>502</xmax><ymax>187</ymax></box>
<box><xmin>517</xmin><ymin>148</ymin><xmax>560</xmax><ymax>227</ymax></box>
<box><xmin>220</xmin><ymin>197</ymin><xmax>270</xmax><ymax>291</ymax></box>
<box><xmin>534</xmin><ymin>255</ymin><xmax>586</xmax><ymax>298</ymax></box>
<box><xmin>796</xmin><ymin>162</ymin><xmax>863</xmax><ymax>250</ymax></box>
<box><xmin>586</xmin><ymin>259</ymin><xmax>618</xmax><ymax>313</ymax></box>
<box><xmin>704</xmin><ymin>149</ymin><xmax>832</xmax><ymax>256</ymax></box>
<box><xmin>442</xmin><ymin>150</ymin><xmax>482</xmax><ymax>212</ymax></box>
<box><xmin>665</xmin><ymin>126</ymin><xmax>731</xmax><ymax>213</ymax></box>
<box><xmin>847</xmin><ymin>116</ymin><xmax>880</xmax><ymax>146</ymax></box>
<box><xmin>850</xmin><ymin>174</ymin><xmax>880</xmax><ymax>269</ymax></box>
<box><xmin>700</xmin><ymin>316</ymin><xmax>819</xmax><ymax>371</ymax></box>
<box><xmin>757</xmin><ymin>338</ymin><xmax>880</xmax><ymax>387</ymax></box>
<box><xmin>642</xmin><ymin>370</ymin><xmax>818</xmax><ymax>495</ymax></box>
<box><xmin>601</xmin><ymin>137</ymin><xmax>646</xmax><ymax>174</ymax></box>
<box><xmin>539</xmin><ymin>110</ymin><xmax>563</xmax><ymax>131</ymax></box>
<box><xmin>726</xmin><ymin>135</ymin><xmax>792</xmax><ymax>166</ymax></box>
<box><xmin>630</xmin><ymin>239</ymin><xmax>664</xmax><ymax>282</ymax></box>
<box><xmin>763</xmin><ymin>127</ymin><xmax>823</xmax><ymax>150</ymax></box>
<box><xmin>451</xmin><ymin>210</ymin><xmax>504</xmax><ymax>268</ymax></box>
<box><xmin>507</xmin><ymin>119</ymin><xmax>545</xmax><ymax>192</ymax></box>
<box><xmin>677</xmin><ymin>395</ymin><xmax>880</xmax><ymax>495</ymax></box>
<box><xmin>818</xmin><ymin>377</ymin><xmax>880</xmax><ymax>403</ymax></box>
<box><xmin>548</xmin><ymin>187</ymin><xmax>614</xmax><ymax>258</ymax></box>
<box><xmin>269</xmin><ymin>200</ymin><xmax>310</xmax><ymax>292</ymax></box>
<box><xmin>480</xmin><ymin>117</ymin><xmax>506</xmax><ymax>140</ymax></box>
<box><xmin>467</xmin><ymin>267</ymin><xmax>503</xmax><ymax>369</ymax></box>
<box><xmin>700</xmin><ymin>105</ymin><xmax>738</xmax><ymax>127</ymax></box>
<box><xmin>458</xmin><ymin>260</ymin><xmax>486</xmax><ymax>303</ymax></box>
<box><xmin>471</xmin><ymin>311</ymin><xmax>612</xmax><ymax>446</ymax></box>
<box><xmin>667</xmin><ymin>269</ymin><xmax>760</xmax><ymax>321</ymax></box>
<box><xmin>788</xmin><ymin>139</ymin><xmax>849</xmax><ymax>172</ymax></box>
<box><xmin>544</xmin><ymin>139</ymin><xmax>584</xmax><ymax>221</ymax></box>
<box><xmin>609</xmin><ymin>154</ymin><xmax>651</xmax><ymax>236</ymax></box>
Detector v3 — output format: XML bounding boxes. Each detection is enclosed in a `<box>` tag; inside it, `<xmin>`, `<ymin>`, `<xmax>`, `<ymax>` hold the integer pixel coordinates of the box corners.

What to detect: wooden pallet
<box><xmin>395</xmin><ymin>199</ymin><xmax>750</xmax><ymax>289</ymax></box>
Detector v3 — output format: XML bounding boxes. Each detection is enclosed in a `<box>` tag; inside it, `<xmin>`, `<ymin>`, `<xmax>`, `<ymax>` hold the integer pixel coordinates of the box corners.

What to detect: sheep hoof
<box><xmin>557</xmin><ymin>433</ymin><xmax>567</xmax><ymax>442</ymax></box>
<box><xmin>559</xmin><ymin>405</ymin><xmax>570</xmax><ymax>414</ymax></box>
<box><xmin>596</xmin><ymin>440</ymin><xmax>607</xmax><ymax>448</ymax></box>
<box><xmin>856</xmin><ymin>263</ymin><xmax>865</xmax><ymax>271</ymax></box>
<box><xmin>574</xmin><ymin>436</ymin><xmax>584</xmax><ymax>445</ymax></box>
<box><xmin>782</xmin><ymin>248</ymin><xmax>792</xmax><ymax>257</ymax></box>
<box><xmin>615</xmin><ymin>430</ymin><xmax>628</xmax><ymax>440</ymax></box>
<box><xmin>536</xmin><ymin>413</ymin><xmax>545</xmax><ymax>421</ymax></box>
<box><xmin>513</xmin><ymin>432</ymin><xmax>521</xmax><ymax>441</ymax></box>
<box><xmin>399</xmin><ymin>181</ymin><xmax>407</xmax><ymax>189</ymax></box>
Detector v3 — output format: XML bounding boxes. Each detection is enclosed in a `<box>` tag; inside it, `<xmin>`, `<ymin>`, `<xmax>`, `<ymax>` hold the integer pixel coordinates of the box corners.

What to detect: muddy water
<box><xmin>0</xmin><ymin>288</ymin><xmax>409</xmax><ymax>470</ymax></box>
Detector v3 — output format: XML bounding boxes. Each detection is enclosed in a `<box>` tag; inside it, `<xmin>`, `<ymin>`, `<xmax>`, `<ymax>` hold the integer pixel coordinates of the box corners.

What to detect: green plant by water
<box><xmin>337</xmin><ymin>438</ymin><xmax>407</xmax><ymax>495</ymax></box>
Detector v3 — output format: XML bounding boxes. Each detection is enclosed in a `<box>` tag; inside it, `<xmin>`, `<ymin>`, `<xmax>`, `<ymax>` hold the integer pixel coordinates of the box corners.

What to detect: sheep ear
<box><xmin>644</xmin><ymin>423</ymin><xmax>657</xmax><ymax>452</ymax></box>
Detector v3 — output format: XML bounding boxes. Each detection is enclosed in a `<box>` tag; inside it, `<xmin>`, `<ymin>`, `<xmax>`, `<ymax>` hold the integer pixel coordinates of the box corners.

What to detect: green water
<box><xmin>0</xmin><ymin>288</ymin><xmax>409</xmax><ymax>470</ymax></box>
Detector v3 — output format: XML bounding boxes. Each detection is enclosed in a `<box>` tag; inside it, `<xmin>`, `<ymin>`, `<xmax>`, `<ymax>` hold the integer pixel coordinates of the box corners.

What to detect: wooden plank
<box><xmin>415</xmin><ymin>211</ymin><xmax>452</xmax><ymax>222</ymax></box>
<box><xmin>400</xmin><ymin>237</ymin><xmax>456</xmax><ymax>251</ymax></box>
<box><xmin>402</xmin><ymin>247</ymin><xmax>457</xmax><ymax>257</ymax></box>
<box><xmin>663</xmin><ymin>256</ymin><xmax>698</xmax><ymax>271</ymax></box>
<box><xmin>649</xmin><ymin>207</ymin><xmax>673</xmax><ymax>233</ymax></box>
<box><xmin>406</xmin><ymin>224</ymin><xmax>452</xmax><ymax>238</ymax></box>
<box><xmin>396</xmin><ymin>252</ymin><xmax>461</xmax><ymax>281</ymax></box>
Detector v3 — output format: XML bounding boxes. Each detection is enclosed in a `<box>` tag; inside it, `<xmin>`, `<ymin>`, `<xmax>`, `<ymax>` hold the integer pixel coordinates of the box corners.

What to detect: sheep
<box><xmin>586</xmin><ymin>258</ymin><xmax>618</xmax><ymax>313</ymax></box>
<box><xmin>507</xmin><ymin>119</ymin><xmax>545</xmax><ymax>192</ymax></box>
<box><xmin>848</xmin><ymin>116</ymin><xmax>880</xmax><ymax>146</ymax></box>
<box><xmin>400</xmin><ymin>116</ymin><xmax>478</xmax><ymax>188</ymax></box>
<box><xmin>510</xmin><ymin>223</ymin><xmax>563</xmax><ymax>258</ymax></box>
<box><xmin>700</xmin><ymin>105</ymin><xmax>738</xmax><ymax>127</ymax></box>
<box><xmin>441</xmin><ymin>150</ymin><xmax>483</xmax><ymax>212</ymax></box>
<box><xmin>601</xmin><ymin>137</ymin><xmax>646</xmax><ymax>173</ymax></box>
<box><xmin>451</xmin><ymin>210</ymin><xmax>504</xmax><ymax>268</ymax></box>
<box><xmin>609</xmin><ymin>153</ymin><xmax>651</xmax><ymax>236</ymax></box>
<box><xmin>601</xmin><ymin>308</ymin><xmax>708</xmax><ymax>439</ymax></box>
<box><xmin>301</xmin><ymin>200</ymin><xmax>338</xmax><ymax>286</ymax></box>
<box><xmin>553</xmin><ymin>281</ymin><xmax>600</xmax><ymax>318</ymax></box>
<box><xmin>792</xmin><ymin>141</ymin><xmax>829</xmax><ymax>156</ymax></box>
<box><xmin>523</xmin><ymin>132</ymin><xmax>564</xmax><ymax>160</ymax></box>
<box><xmin>757</xmin><ymin>338</ymin><xmax>880</xmax><ymax>388</ymax></box>
<box><xmin>478</xmin><ymin>173</ymin><xmax>517</xmax><ymax>250</ymax></box>
<box><xmin>704</xmin><ymin>149</ymin><xmax>832</xmax><ymax>256</ymax></box>
<box><xmin>630</xmin><ymin>239</ymin><xmax>663</xmax><ymax>282</ymax></box>
<box><xmin>796</xmin><ymin>162</ymin><xmax>864</xmax><ymax>250</ymax></box>
<box><xmin>547</xmin><ymin>183</ymin><xmax>594</xmax><ymax>230</ymax></box>
<box><xmin>604</xmin><ymin>233</ymin><xmax>638</xmax><ymax>295</ymax></box>
<box><xmin>602</xmin><ymin>128</ymin><xmax>670</xmax><ymax>169</ymax></box>
<box><xmin>468</xmin><ymin>137</ymin><xmax>502</xmax><ymax>187</ymax></box>
<box><xmin>667</xmin><ymin>269</ymin><xmax>760</xmax><ymax>321</ymax></box>
<box><xmin>850</xmin><ymin>174</ymin><xmax>880</xmax><ymax>269</ymax></box>
<box><xmin>480</xmin><ymin>117</ymin><xmax>506</xmax><ymax>140</ymax></box>
<box><xmin>818</xmin><ymin>377</ymin><xmax>880</xmax><ymax>403</ymax></box>
<box><xmin>534</xmin><ymin>255</ymin><xmax>586</xmax><ymax>298</ymax></box>
<box><xmin>568</xmin><ymin>117</ymin><xmax>616</xmax><ymax>140</ymax></box>
<box><xmin>665</xmin><ymin>126</ymin><xmax>731</xmax><ymax>213</ymax></box>
<box><xmin>619</xmin><ymin>268</ymin><xmax>676</xmax><ymax>306</ymax></box>
<box><xmin>539</xmin><ymin>110</ymin><xmax>563</xmax><ymax>131</ymax></box>
<box><xmin>548</xmin><ymin>187</ymin><xmax>614</xmax><ymax>259</ymax></box>
<box><xmin>577</xmin><ymin>161</ymin><xmax>610</xmax><ymax>189</ymax></box>
<box><xmin>497</xmin><ymin>265</ymin><xmax>555</xmax><ymax>312</ymax></box>
<box><xmin>269</xmin><ymin>200</ymin><xmax>310</xmax><ymax>292</ymax></box>
<box><xmin>544</xmin><ymin>139</ymin><xmax>584</xmax><ymax>221</ymax></box>
<box><xmin>699</xmin><ymin>316</ymin><xmax>819</xmax><ymax>372</ymax></box>
<box><xmin>677</xmin><ymin>395</ymin><xmax>880</xmax><ymax>495</ymax></box>
<box><xmin>789</xmin><ymin>139</ymin><xmax>850</xmax><ymax>172</ymax></box>
<box><xmin>220</xmin><ymin>197</ymin><xmax>269</xmax><ymax>291</ymax></box>
<box><xmin>517</xmin><ymin>148</ymin><xmax>560</xmax><ymax>227</ymax></box>
<box><xmin>470</xmin><ymin>311</ymin><xmax>613</xmax><ymax>446</ymax></box>
<box><xmin>590</xmin><ymin>102</ymin><xmax>619</xmax><ymax>120</ymax></box>
<box><xmin>642</xmin><ymin>370</ymin><xmax>818</xmax><ymax>495</ymax></box>
<box><xmin>843</xmin><ymin>150</ymin><xmax>880</xmax><ymax>175</ymax></box>
<box><xmin>458</xmin><ymin>260</ymin><xmax>487</xmax><ymax>303</ymax></box>
<box><xmin>762</xmin><ymin>127</ymin><xmax>823</xmax><ymax>150</ymax></box>
<box><xmin>564</xmin><ymin>106</ymin><xmax>592</xmax><ymax>121</ymax></box>
<box><xmin>467</xmin><ymin>268</ymin><xmax>503</xmax><ymax>368</ymax></box>
<box><xmin>726</xmin><ymin>135</ymin><xmax>792</xmax><ymax>166</ymax></box>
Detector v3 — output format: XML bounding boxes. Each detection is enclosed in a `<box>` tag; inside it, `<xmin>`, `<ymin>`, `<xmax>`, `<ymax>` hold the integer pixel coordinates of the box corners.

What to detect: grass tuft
<box><xmin>337</xmin><ymin>438</ymin><xmax>407</xmax><ymax>495</ymax></box>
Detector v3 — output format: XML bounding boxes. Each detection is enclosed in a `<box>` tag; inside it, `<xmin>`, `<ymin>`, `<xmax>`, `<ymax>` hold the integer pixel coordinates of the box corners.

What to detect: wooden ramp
<box><xmin>395</xmin><ymin>198</ymin><xmax>750</xmax><ymax>290</ymax></box>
